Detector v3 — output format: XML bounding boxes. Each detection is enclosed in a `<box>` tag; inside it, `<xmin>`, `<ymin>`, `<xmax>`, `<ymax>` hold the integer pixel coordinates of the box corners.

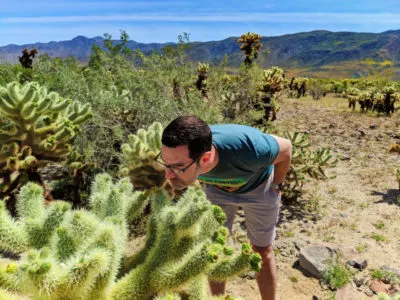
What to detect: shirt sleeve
<box><xmin>255</xmin><ymin>134</ymin><xmax>280</xmax><ymax>166</ymax></box>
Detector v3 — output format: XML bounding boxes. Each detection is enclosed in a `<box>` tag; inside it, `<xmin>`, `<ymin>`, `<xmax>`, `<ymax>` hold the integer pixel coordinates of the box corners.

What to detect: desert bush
<box><xmin>322</xmin><ymin>262</ymin><xmax>352</xmax><ymax>290</ymax></box>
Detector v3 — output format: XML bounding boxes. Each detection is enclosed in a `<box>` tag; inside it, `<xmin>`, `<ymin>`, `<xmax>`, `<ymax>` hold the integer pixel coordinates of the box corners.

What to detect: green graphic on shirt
<box><xmin>198</xmin><ymin>176</ymin><xmax>247</xmax><ymax>188</ymax></box>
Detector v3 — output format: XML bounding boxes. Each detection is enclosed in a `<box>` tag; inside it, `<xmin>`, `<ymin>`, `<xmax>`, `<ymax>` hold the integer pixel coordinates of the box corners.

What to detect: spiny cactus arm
<box><xmin>47</xmin><ymin>93</ymin><xmax>71</xmax><ymax>112</ymax></box>
<box><xmin>53</xmin><ymin>227</ymin><xmax>76</xmax><ymax>262</ymax></box>
<box><xmin>187</xmin><ymin>274</ymin><xmax>208</xmax><ymax>300</ymax></box>
<box><xmin>0</xmin><ymin>201</ymin><xmax>29</xmax><ymax>253</ymax></box>
<box><xmin>88</xmin><ymin>173</ymin><xmax>114</xmax><ymax>218</ymax></box>
<box><xmin>16</xmin><ymin>248</ymin><xmax>112</xmax><ymax>299</ymax></box>
<box><xmin>52</xmin><ymin>211</ymin><xmax>99</xmax><ymax>261</ymax></box>
<box><xmin>125</xmin><ymin>190</ymin><xmax>151</xmax><ymax>222</ymax></box>
<box><xmin>66</xmin><ymin>102</ymin><xmax>93</xmax><ymax>125</ymax></box>
<box><xmin>150</xmin><ymin>243</ymin><xmax>211</xmax><ymax>292</ymax></box>
<box><xmin>125</xmin><ymin>165</ymin><xmax>166</xmax><ymax>190</ymax></box>
<box><xmin>195</xmin><ymin>206</ymin><xmax>227</xmax><ymax>242</ymax></box>
<box><xmin>119</xmin><ymin>213</ymin><xmax>157</xmax><ymax>275</ymax></box>
<box><xmin>25</xmin><ymin>201</ymin><xmax>71</xmax><ymax>249</ymax></box>
<box><xmin>207</xmin><ymin>243</ymin><xmax>262</xmax><ymax>281</ymax></box>
<box><xmin>102</xmin><ymin>188</ymin><xmax>127</xmax><ymax>221</ymax></box>
<box><xmin>70</xmin><ymin>230</ymin><xmax>124</xmax><ymax>299</ymax></box>
<box><xmin>0</xmin><ymin>261</ymin><xmax>22</xmax><ymax>293</ymax></box>
<box><xmin>175</xmin><ymin>190</ymin><xmax>210</xmax><ymax>232</ymax></box>
<box><xmin>16</xmin><ymin>182</ymin><xmax>45</xmax><ymax>220</ymax></box>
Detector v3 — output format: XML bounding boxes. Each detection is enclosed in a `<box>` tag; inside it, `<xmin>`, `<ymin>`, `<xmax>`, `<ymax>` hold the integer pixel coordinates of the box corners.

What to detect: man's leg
<box><xmin>252</xmin><ymin>244</ymin><xmax>277</xmax><ymax>300</ymax></box>
<box><xmin>209</xmin><ymin>280</ymin><xmax>226</xmax><ymax>296</ymax></box>
<box><xmin>241</xmin><ymin>183</ymin><xmax>281</xmax><ymax>300</ymax></box>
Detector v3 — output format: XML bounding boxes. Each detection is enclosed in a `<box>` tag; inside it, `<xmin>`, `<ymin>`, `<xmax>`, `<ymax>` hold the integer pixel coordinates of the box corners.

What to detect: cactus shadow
<box><xmin>371</xmin><ymin>189</ymin><xmax>400</xmax><ymax>207</ymax></box>
<box><xmin>278</xmin><ymin>199</ymin><xmax>321</xmax><ymax>225</ymax></box>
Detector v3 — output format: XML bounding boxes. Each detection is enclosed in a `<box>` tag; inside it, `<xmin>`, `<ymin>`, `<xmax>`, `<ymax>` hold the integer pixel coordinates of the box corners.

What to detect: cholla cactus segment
<box><xmin>0</xmin><ymin>81</ymin><xmax>92</xmax><ymax>163</ymax></box>
<box><xmin>207</xmin><ymin>243</ymin><xmax>262</xmax><ymax>281</ymax></box>
<box><xmin>0</xmin><ymin>201</ymin><xmax>29</xmax><ymax>253</ymax></box>
<box><xmin>120</xmin><ymin>122</ymin><xmax>165</xmax><ymax>190</ymax></box>
<box><xmin>196</xmin><ymin>63</ymin><xmax>209</xmax><ymax>75</ymax></box>
<box><xmin>261</xmin><ymin>67</ymin><xmax>285</xmax><ymax>94</ymax></box>
<box><xmin>0</xmin><ymin>183</ymin><xmax>71</xmax><ymax>254</ymax></box>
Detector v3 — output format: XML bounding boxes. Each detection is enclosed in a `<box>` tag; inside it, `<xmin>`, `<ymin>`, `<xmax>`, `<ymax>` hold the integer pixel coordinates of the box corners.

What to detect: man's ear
<box><xmin>200</xmin><ymin>151</ymin><xmax>212</xmax><ymax>165</ymax></box>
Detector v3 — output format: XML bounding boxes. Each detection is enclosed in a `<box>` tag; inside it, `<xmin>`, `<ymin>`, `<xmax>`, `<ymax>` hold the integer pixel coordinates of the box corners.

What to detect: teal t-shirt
<box><xmin>198</xmin><ymin>124</ymin><xmax>280</xmax><ymax>193</ymax></box>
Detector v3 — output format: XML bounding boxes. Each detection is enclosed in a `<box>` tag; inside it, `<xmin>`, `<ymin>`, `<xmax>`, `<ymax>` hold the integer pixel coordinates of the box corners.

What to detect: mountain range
<box><xmin>1</xmin><ymin>30</ymin><xmax>400</xmax><ymax>79</ymax></box>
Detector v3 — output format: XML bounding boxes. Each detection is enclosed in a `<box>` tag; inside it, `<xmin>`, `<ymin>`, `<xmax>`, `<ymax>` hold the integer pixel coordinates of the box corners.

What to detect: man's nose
<box><xmin>165</xmin><ymin>168</ymin><xmax>176</xmax><ymax>180</ymax></box>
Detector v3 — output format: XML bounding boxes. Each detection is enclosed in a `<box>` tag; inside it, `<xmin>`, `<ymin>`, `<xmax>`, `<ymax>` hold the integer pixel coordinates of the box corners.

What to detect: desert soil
<box><xmin>226</xmin><ymin>95</ymin><xmax>400</xmax><ymax>300</ymax></box>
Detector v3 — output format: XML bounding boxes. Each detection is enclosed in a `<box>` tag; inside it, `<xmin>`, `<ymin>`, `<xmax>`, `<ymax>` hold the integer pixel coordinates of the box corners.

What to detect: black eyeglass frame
<box><xmin>154</xmin><ymin>152</ymin><xmax>200</xmax><ymax>174</ymax></box>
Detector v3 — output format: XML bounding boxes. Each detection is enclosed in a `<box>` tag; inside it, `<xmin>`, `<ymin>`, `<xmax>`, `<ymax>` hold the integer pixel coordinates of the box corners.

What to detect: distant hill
<box><xmin>1</xmin><ymin>30</ymin><xmax>400</xmax><ymax>79</ymax></box>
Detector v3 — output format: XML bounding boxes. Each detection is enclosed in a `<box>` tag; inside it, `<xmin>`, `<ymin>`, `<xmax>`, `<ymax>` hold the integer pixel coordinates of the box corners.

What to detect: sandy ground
<box><xmin>225</xmin><ymin>95</ymin><xmax>400</xmax><ymax>300</ymax></box>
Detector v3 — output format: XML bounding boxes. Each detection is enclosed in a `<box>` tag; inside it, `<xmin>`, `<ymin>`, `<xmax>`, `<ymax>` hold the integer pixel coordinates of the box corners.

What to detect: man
<box><xmin>157</xmin><ymin>115</ymin><xmax>292</xmax><ymax>300</ymax></box>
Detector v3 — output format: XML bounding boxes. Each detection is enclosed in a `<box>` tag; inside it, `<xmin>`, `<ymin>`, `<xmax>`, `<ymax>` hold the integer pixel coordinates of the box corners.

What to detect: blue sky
<box><xmin>1</xmin><ymin>0</ymin><xmax>400</xmax><ymax>46</ymax></box>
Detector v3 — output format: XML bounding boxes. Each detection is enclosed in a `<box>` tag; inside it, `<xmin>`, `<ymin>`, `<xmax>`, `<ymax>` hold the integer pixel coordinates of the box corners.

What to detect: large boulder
<box><xmin>299</xmin><ymin>245</ymin><xmax>337</xmax><ymax>279</ymax></box>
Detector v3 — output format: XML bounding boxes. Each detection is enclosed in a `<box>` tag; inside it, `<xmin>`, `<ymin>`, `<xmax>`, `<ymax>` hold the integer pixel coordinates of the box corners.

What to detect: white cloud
<box><xmin>1</xmin><ymin>13</ymin><xmax>400</xmax><ymax>25</ymax></box>
<box><xmin>1</xmin><ymin>1</ymin><xmax>189</xmax><ymax>13</ymax></box>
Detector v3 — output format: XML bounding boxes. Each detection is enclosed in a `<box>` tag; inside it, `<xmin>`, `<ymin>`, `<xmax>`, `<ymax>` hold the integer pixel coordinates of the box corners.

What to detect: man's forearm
<box><xmin>273</xmin><ymin>160</ymin><xmax>291</xmax><ymax>184</ymax></box>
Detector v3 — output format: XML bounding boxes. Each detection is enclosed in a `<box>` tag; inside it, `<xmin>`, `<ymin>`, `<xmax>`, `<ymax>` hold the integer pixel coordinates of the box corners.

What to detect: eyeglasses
<box><xmin>154</xmin><ymin>152</ymin><xmax>199</xmax><ymax>175</ymax></box>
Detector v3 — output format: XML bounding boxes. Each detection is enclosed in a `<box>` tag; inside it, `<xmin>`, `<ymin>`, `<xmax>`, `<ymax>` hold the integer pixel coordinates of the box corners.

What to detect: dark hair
<box><xmin>162</xmin><ymin>116</ymin><xmax>212</xmax><ymax>160</ymax></box>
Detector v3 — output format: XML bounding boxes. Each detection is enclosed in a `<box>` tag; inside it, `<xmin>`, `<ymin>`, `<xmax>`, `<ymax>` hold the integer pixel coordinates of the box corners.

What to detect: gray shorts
<box><xmin>203</xmin><ymin>175</ymin><xmax>281</xmax><ymax>247</ymax></box>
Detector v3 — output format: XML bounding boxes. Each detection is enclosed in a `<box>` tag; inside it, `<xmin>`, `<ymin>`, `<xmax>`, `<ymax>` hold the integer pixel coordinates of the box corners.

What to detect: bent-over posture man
<box><xmin>157</xmin><ymin>116</ymin><xmax>292</xmax><ymax>300</ymax></box>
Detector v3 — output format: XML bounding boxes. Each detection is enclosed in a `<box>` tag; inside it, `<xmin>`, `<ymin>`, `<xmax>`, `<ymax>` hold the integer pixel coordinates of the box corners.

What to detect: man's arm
<box><xmin>270</xmin><ymin>135</ymin><xmax>292</xmax><ymax>186</ymax></box>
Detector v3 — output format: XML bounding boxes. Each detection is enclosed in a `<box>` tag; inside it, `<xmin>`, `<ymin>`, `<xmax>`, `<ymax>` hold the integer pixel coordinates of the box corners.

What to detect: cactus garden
<box><xmin>0</xmin><ymin>31</ymin><xmax>399</xmax><ymax>299</ymax></box>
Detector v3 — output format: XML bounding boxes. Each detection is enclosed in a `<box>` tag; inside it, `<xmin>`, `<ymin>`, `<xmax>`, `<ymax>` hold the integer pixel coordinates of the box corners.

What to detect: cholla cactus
<box><xmin>357</xmin><ymin>91</ymin><xmax>372</xmax><ymax>112</ymax></box>
<box><xmin>120</xmin><ymin>122</ymin><xmax>165</xmax><ymax>190</ymax></box>
<box><xmin>381</xmin><ymin>85</ymin><xmax>397</xmax><ymax>115</ymax></box>
<box><xmin>283</xmin><ymin>131</ymin><xmax>337</xmax><ymax>200</ymax></box>
<box><xmin>196</xmin><ymin>63</ymin><xmax>209</xmax><ymax>98</ymax></box>
<box><xmin>288</xmin><ymin>77</ymin><xmax>308</xmax><ymax>98</ymax></box>
<box><xmin>396</xmin><ymin>169</ymin><xmax>400</xmax><ymax>190</ymax></box>
<box><xmin>237</xmin><ymin>32</ymin><xmax>263</xmax><ymax>66</ymax></box>
<box><xmin>0</xmin><ymin>81</ymin><xmax>92</xmax><ymax>209</ymax></box>
<box><xmin>0</xmin><ymin>174</ymin><xmax>261</xmax><ymax>299</ymax></box>
<box><xmin>112</xmin><ymin>188</ymin><xmax>261</xmax><ymax>299</ymax></box>
<box><xmin>255</xmin><ymin>67</ymin><xmax>284</xmax><ymax>122</ymax></box>
<box><xmin>261</xmin><ymin>67</ymin><xmax>284</xmax><ymax>94</ymax></box>
<box><xmin>345</xmin><ymin>87</ymin><xmax>360</xmax><ymax>110</ymax></box>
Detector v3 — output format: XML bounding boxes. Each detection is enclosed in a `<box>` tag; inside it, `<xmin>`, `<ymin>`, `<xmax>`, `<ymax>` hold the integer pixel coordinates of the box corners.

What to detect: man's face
<box><xmin>159</xmin><ymin>145</ymin><xmax>202</xmax><ymax>190</ymax></box>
